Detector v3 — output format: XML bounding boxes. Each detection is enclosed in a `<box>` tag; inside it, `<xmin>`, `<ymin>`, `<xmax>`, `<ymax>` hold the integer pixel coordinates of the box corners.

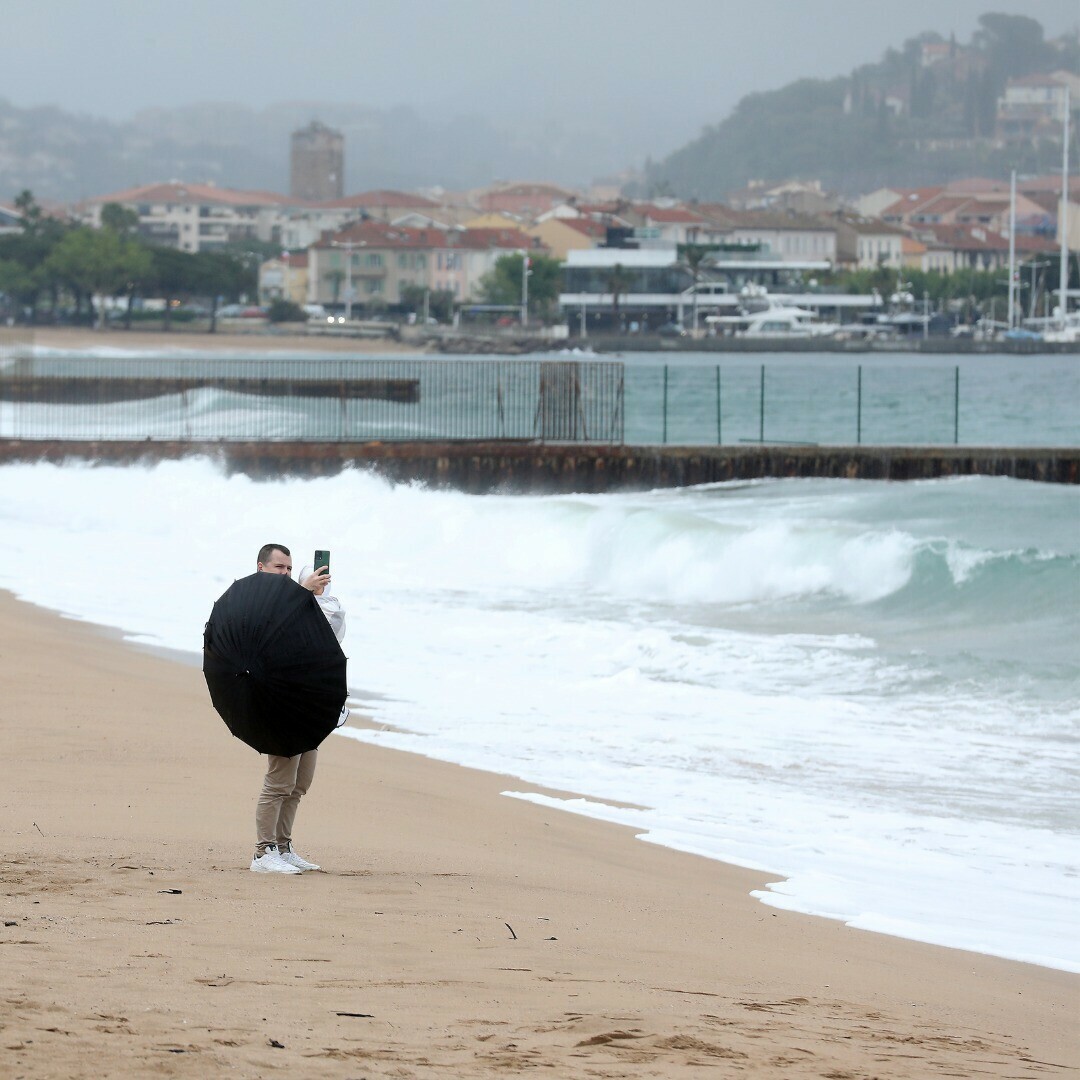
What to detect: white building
<box><xmin>78</xmin><ymin>182</ymin><xmax>296</xmax><ymax>253</ymax></box>
<box><xmin>997</xmin><ymin>71</ymin><xmax>1080</xmax><ymax>141</ymax></box>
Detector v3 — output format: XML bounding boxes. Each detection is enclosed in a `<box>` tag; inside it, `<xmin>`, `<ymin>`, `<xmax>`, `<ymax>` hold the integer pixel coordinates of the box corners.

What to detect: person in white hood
<box><xmin>249</xmin><ymin>543</ymin><xmax>347</xmax><ymax>875</ymax></box>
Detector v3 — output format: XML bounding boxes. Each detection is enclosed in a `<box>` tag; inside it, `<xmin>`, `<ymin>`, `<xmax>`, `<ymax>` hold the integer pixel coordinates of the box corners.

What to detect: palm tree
<box><xmin>605</xmin><ymin>262</ymin><xmax>634</xmax><ymax>333</ymax></box>
<box><xmin>677</xmin><ymin>243</ymin><xmax>715</xmax><ymax>334</ymax></box>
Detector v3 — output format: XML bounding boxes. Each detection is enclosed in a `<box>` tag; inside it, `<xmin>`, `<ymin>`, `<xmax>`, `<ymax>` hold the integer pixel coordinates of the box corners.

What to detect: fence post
<box><xmin>759</xmin><ymin>364</ymin><xmax>765</xmax><ymax>443</ymax></box>
<box><xmin>856</xmin><ymin>364</ymin><xmax>862</xmax><ymax>446</ymax></box>
<box><xmin>954</xmin><ymin>365</ymin><xmax>959</xmax><ymax>445</ymax></box>
<box><xmin>662</xmin><ymin>364</ymin><xmax>669</xmax><ymax>444</ymax></box>
<box><xmin>715</xmin><ymin>364</ymin><xmax>722</xmax><ymax>445</ymax></box>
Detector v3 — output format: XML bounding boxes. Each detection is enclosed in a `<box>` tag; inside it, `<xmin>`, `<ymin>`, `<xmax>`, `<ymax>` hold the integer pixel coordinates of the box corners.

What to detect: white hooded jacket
<box><xmin>299</xmin><ymin>564</ymin><xmax>350</xmax><ymax>728</ymax></box>
<box><xmin>298</xmin><ymin>565</ymin><xmax>346</xmax><ymax>643</ymax></box>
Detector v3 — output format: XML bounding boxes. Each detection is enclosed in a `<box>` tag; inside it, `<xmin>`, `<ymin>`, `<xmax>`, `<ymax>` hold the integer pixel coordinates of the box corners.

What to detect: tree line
<box><xmin>0</xmin><ymin>190</ymin><xmax>1044</xmax><ymax>333</ymax></box>
<box><xmin>0</xmin><ymin>191</ymin><xmax>258</xmax><ymax>330</ymax></box>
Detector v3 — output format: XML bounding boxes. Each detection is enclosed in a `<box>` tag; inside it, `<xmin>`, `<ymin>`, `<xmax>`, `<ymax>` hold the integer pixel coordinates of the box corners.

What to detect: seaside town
<box><xmin>2</xmin><ymin>64</ymin><xmax>1079</xmax><ymax>346</ymax></box>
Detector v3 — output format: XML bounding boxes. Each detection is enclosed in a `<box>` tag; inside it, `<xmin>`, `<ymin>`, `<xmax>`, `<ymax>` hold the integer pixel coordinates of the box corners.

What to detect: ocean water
<box><xmin>0</xmin><ymin>458</ymin><xmax>1076</xmax><ymax>972</ymax></box>
<box><xmin>5</xmin><ymin>346</ymin><xmax>1079</xmax><ymax>446</ymax></box>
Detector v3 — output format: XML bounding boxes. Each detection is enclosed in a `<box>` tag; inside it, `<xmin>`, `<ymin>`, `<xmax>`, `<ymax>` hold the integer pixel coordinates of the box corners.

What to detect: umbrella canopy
<box><xmin>203</xmin><ymin>572</ymin><xmax>347</xmax><ymax>757</ymax></box>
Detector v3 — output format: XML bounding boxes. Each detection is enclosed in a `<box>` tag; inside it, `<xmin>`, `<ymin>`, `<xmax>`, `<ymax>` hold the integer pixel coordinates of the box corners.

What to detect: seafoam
<box><xmin>0</xmin><ymin>458</ymin><xmax>1076</xmax><ymax>972</ymax></box>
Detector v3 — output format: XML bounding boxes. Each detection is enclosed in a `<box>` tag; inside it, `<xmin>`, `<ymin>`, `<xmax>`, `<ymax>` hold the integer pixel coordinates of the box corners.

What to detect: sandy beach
<box><xmin>0</xmin><ymin>589</ymin><xmax>1076</xmax><ymax>1079</ymax></box>
<box><xmin>12</xmin><ymin>326</ymin><xmax>428</xmax><ymax>355</ymax></box>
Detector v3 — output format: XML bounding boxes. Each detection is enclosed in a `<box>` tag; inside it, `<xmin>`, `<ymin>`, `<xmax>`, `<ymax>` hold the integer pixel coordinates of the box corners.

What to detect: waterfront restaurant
<box><xmin>559</xmin><ymin>247</ymin><xmax>875</xmax><ymax>334</ymax></box>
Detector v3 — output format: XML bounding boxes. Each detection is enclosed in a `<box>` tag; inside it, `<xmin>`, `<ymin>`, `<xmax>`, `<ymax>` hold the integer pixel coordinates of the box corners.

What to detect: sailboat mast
<box><xmin>1060</xmin><ymin>86</ymin><xmax>1070</xmax><ymax>324</ymax></box>
<box><xmin>1008</xmin><ymin>169</ymin><xmax>1016</xmax><ymax>330</ymax></box>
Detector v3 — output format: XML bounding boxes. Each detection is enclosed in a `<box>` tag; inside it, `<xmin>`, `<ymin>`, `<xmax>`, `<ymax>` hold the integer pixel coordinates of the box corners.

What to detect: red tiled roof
<box><xmin>561</xmin><ymin>218</ymin><xmax>608</xmax><ymax>238</ymax></box>
<box><xmin>838</xmin><ymin>214</ymin><xmax>908</xmax><ymax>236</ymax></box>
<box><xmin>482</xmin><ymin>182</ymin><xmax>576</xmax><ymax>198</ymax></box>
<box><xmin>315</xmin><ymin>221</ymin><xmax>542</xmax><ymax>252</ymax></box>
<box><xmin>920</xmin><ymin>223</ymin><xmax>1057</xmax><ymax>253</ymax></box>
<box><xmin>956</xmin><ymin>199</ymin><xmax>1010</xmax><ymax>215</ymax></box>
<box><xmin>316</xmin><ymin>189</ymin><xmax>440</xmax><ymax>210</ymax></box>
<box><xmin>880</xmin><ymin>186</ymin><xmax>946</xmax><ymax>217</ymax></box>
<box><xmin>453</xmin><ymin>227</ymin><xmax>537</xmax><ymax>250</ymax></box>
<box><xmin>638</xmin><ymin>204</ymin><xmax>707</xmax><ymax>223</ymax></box>
<box><xmin>1024</xmin><ymin>192</ymin><xmax>1060</xmax><ymax>214</ymax></box>
<box><xmin>86</xmin><ymin>181</ymin><xmax>300</xmax><ymax>207</ymax></box>
<box><xmin>692</xmin><ymin>203</ymin><xmax>738</xmax><ymax>225</ymax></box>
<box><xmin>573</xmin><ymin>202</ymin><xmax>625</xmax><ymax>215</ymax></box>
<box><xmin>724</xmin><ymin>209</ymin><xmax>833</xmax><ymax>230</ymax></box>
<box><xmin>910</xmin><ymin>194</ymin><xmax>972</xmax><ymax>216</ymax></box>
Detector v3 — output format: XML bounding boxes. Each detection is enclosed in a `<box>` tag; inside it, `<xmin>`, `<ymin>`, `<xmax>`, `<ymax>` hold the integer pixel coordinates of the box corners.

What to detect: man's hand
<box><xmin>301</xmin><ymin>566</ymin><xmax>331</xmax><ymax>596</ymax></box>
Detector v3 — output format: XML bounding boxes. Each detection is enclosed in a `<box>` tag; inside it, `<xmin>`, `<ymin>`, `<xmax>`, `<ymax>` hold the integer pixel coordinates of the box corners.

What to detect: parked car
<box><xmin>217</xmin><ymin>303</ymin><xmax>266</xmax><ymax>318</ymax></box>
<box><xmin>657</xmin><ymin>321</ymin><xmax>686</xmax><ymax>337</ymax></box>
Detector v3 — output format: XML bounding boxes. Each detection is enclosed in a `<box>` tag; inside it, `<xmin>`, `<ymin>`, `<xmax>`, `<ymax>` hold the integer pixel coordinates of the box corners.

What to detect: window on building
<box><xmin>366</xmin><ymin>279</ymin><xmax>383</xmax><ymax>294</ymax></box>
<box><xmin>366</xmin><ymin>253</ymin><xmax>382</xmax><ymax>268</ymax></box>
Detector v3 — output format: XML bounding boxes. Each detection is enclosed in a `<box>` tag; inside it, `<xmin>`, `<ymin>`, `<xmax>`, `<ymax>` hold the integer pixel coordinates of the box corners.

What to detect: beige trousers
<box><xmin>255</xmin><ymin>750</ymin><xmax>317</xmax><ymax>857</ymax></box>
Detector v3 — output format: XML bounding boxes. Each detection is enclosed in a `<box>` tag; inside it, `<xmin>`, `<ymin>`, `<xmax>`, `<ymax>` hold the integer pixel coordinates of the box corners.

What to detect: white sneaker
<box><xmin>250</xmin><ymin>848</ymin><xmax>301</xmax><ymax>874</ymax></box>
<box><xmin>278</xmin><ymin>849</ymin><xmax>320</xmax><ymax>872</ymax></box>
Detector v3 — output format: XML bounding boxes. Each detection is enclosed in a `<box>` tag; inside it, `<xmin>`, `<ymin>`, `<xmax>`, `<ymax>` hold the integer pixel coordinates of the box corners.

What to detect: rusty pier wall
<box><xmin>0</xmin><ymin>441</ymin><xmax>1076</xmax><ymax>490</ymax></box>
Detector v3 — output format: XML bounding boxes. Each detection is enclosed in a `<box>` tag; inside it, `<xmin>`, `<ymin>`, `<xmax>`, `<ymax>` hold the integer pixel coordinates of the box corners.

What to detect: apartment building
<box><xmin>701</xmin><ymin>209</ymin><xmax>838</xmax><ymax>263</ymax></box>
<box><xmin>307</xmin><ymin>221</ymin><xmax>539</xmax><ymax>308</ymax></box>
<box><xmin>833</xmin><ymin>214</ymin><xmax>907</xmax><ymax>270</ymax></box>
<box><xmin>996</xmin><ymin>71</ymin><xmax>1080</xmax><ymax>142</ymax></box>
<box><xmin>278</xmin><ymin>190</ymin><xmax>454</xmax><ymax>250</ymax></box>
<box><xmin>911</xmin><ymin>223</ymin><xmax>1058</xmax><ymax>273</ymax></box>
<box><xmin>79</xmin><ymin>182</ymin><xmax>296</xmax><ymax>253</ymax></box>
<box><xmin>258</xmin><ymin>252</ymin><xmax>309</xmax><ymax>306</ymax></box>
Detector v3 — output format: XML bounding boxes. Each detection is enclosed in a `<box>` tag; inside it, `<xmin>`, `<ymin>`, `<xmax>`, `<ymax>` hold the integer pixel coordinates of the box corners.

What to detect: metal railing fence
<box><xmin>2</xmin><ymin>355</ymin><xmax>1074</xmax><ymax>447</ymax></box>
<box><xmin>0</xmin><ymin>357</ymin><xmax>625</xmax><ymax>444</ymax></box>
<box><xmin>625</xmin><ymin>363</ymin><xmax>966</xmax><ymax>446</ymax></box>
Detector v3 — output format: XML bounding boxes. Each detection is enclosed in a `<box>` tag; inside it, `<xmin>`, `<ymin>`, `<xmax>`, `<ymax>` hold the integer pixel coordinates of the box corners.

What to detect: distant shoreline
<box><xmin>9</xmin><ymin>326</ymin><xmax>1078</xmax><ymax>357</ymax></box>
<box><xmin>7</xmin><ymin>326</ymin><xmax>428</xmax><ymax>356</ymax></box>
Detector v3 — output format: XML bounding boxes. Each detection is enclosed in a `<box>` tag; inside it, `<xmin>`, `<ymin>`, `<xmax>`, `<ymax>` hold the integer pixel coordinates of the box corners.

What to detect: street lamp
<box><xmin>330</xmin><ymin>239</ymin><xmax>364</xmax><ymax>321</ymax></box>
<box><xmin>521</xmin><ymin>252</ymin><xmax>531</xmax><ymax>327</ymax></box>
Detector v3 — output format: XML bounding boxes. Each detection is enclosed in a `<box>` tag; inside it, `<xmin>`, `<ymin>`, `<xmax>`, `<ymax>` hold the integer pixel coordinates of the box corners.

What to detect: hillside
<box><xmin>0</xmin><ymin>98</ymin><xmax>628</xmax><ymax>204</ymax></box>
<box><xmin>640</xmin><ymin>13</ymin><xmax>1080</xmax><ymax>199</ymax></box>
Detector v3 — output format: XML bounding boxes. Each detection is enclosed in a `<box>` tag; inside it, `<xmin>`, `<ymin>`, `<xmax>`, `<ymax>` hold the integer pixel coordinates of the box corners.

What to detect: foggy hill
<box><xmin>639</xmin><ymin>13</ymin><xmax>1079</xmax><ymax>199</ymax></box>
<box><xmin>0</xmin><ymin>98</ymin><xmax>631</xmax><ymax>203</ymax></box>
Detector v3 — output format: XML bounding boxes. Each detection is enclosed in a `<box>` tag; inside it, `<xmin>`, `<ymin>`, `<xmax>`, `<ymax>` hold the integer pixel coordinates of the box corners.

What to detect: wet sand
<box><xmin>0</xmin><ymin>590</ymin><xmax>1076</xmax><ymax>1078</ymax></box>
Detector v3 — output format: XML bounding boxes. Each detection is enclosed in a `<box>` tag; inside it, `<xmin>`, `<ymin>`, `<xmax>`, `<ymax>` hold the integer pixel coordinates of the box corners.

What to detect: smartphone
<box><xmin>314</xmin><ymin>549</ymin><xmax>330</xmax><ymax>577</ymax></box>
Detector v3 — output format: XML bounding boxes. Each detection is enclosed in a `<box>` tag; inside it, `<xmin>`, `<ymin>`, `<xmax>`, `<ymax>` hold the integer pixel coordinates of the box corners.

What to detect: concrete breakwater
<box><xmin>1</xmin><ymin>440</ymin><xmax>1075</xmax><ymax>489</ymax></box>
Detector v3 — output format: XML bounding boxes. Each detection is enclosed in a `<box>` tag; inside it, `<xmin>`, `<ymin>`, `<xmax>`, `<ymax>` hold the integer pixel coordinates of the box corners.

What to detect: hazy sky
<box><xmin>7</xmin><ymin>0</ymin><xmax>1079</xmax><ymax>159</ymax></box>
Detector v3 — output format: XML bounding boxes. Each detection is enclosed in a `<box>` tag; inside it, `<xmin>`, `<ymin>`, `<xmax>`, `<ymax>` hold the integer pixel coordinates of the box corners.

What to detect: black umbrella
<box><xmin>203</xmin><ymin>572</ymin><xmax>347</xmax><ymax>757</ymax></box>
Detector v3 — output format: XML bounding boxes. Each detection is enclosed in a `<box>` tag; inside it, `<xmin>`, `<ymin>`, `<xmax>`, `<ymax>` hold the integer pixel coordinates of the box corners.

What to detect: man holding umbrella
<box><xmin>204</xmin><ymin>543</ymin><xmax>349</xmax><ymax>874</ymax></box>
<box><xmin>246</xmin><ymin>543</ymin><xmax>346</xmax><ymax>874</ymax></box>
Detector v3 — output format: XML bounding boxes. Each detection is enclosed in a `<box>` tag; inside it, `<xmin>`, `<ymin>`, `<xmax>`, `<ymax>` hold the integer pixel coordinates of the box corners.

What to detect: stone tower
<box><xmin>290</xmin><ymin>121</ymin><xmax>344</xmax><ymax>202</ymax></box>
